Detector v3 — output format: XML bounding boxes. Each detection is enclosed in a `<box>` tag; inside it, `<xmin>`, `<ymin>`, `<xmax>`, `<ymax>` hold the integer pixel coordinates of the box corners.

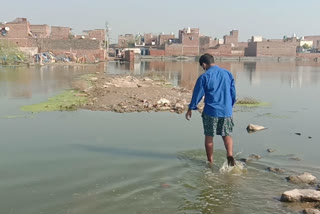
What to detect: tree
<box><xmin>302</xmin><ymin>43</ymin><xmax>311</xmax><ymax>49</ymax></box>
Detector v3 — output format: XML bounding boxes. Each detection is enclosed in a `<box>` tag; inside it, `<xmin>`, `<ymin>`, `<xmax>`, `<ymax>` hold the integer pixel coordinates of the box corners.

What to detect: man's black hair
<box><xmin>199</xmin><ymin>53</ymin><xmax>214</xmax><ymax>66</ymax></box>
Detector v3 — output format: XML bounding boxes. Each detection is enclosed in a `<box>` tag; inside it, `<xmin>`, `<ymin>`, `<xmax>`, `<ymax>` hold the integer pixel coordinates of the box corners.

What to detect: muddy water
<box><xmin>1</xmin><ymin>61</ymin><xmax>320</xmax><ymax>214</ymax></box>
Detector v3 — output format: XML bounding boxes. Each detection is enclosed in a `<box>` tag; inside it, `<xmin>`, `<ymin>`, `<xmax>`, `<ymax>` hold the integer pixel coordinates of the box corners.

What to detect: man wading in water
<box><xmin>185</xmin><ymin>54</ymin><xmax>236</xmax><ymax>166</ymax></box>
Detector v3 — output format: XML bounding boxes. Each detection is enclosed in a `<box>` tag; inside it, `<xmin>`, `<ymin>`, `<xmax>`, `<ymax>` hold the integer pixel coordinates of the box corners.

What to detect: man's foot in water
<box><xmin>227</xmin><ymin>156</ymin><xmax>235</xmax><ymax>166</ymax></box>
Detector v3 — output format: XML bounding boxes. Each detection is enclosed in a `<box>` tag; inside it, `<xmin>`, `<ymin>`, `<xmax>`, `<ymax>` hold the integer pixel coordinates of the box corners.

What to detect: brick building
<box><xmin>0</xmin><ymin>18</ymin><xmax>106</xmax><ymax>62</ymax></box>
<box><xmin>245</xmin><ymin>40</ymin><xmax>297</xmax><ymax>57</ymax></box>
<box><xmin>85</xmin><ymin>29</ymin><xmax>105</xmax><ymax>41</ymax></box>
<box><xmin>50</xmin><ymin>26</ymin><xmax>72</xmax><ymax>40</ymax></box>
<box><xmin>223</xmin><ymin>30</ymin><xmax>238</xmax><ymax>45</ymax></box>
<box><xmin>30</xmin><ymin>25</ymin><xmax>50</xmax><ymax>38</ymax></box>
<box><xmin>158</xmin><ymin>34</ymin><xmax>175</xmax><ymax>47</ymax></box>
<box><xmin>179</xmin><ymin>28</ymin><xmax>199</xmax><ymax>45</ymax></box>
<box><xmin>118</xmin><ymin>34</ymin><xmax>135</xmax><ymax>48</ymax></box>
<box><xmin>149</xmin><ymin>49</ymin><xmax>165</xmax><ymax>56</ymax></box>
<box><xmin>164</xmin><ymin>28</ymin><xmax>200</xmax><ymax>56</ymax></box>
<box><xmin>199</xmin><ymin>36</ymin><xmax>220</xmax><ymax>54</ymax></box>
<box><xmin>0</xmin><ymin>18</ymin><xmax>30</xmax><ymax>38</ymax></box>
<box><xmin>206</xmin><ymin>45</ymin><xmax>232</xmax><ymax>56</ymax></box>
<box><xmin>144</xmin><ymin>33</ymin><xmax>157</xmax><ymax>46</ymax></box>
<box><xmin>303</xmin><ymin>35</ymin><xmax>320</xmax><ymax>48</ymax></box>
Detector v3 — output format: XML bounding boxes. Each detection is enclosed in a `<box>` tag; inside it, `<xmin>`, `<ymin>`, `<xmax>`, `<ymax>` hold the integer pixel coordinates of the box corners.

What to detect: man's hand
<box><xmin>185</xmin><ymin>109</ymin><xmax>192</xmax><ymax>121</ymax></box>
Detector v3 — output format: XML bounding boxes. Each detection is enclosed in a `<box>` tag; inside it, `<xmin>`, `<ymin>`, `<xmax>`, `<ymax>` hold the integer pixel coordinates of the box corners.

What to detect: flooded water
<box><xmin>1</xmin><ymin>60</ymin><xmax>320</xmax><ymax>214</ymax></box>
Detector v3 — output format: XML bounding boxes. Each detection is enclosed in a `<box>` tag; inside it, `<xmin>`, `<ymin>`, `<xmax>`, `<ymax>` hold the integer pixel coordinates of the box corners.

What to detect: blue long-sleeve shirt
<box><xmin>189</xmin><ymin>65</ymin><xmax>236</xmax><ymax>117</ymax></box>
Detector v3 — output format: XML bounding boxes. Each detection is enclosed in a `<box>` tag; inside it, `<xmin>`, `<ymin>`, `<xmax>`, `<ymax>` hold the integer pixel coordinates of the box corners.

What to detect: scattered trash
<box><xmin>33</xmin><ymin>51</ymin><xmax>98</xmax><ymax>64</ymax></box>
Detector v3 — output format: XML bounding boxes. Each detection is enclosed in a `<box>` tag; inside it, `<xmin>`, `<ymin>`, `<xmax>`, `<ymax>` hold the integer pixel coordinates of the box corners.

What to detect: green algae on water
<box><xmin>236</xmin><ymin>97</ymin><xmax>269</xmax><ymax>107</ymax></box>
<box><xmin>21</xmin><ymin>90</ymin><xmax>87</xmax><ymax>113</ymax></box>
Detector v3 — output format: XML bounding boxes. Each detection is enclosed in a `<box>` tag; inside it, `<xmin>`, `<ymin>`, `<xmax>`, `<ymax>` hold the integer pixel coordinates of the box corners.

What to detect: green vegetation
<box><xmin>21</xmin><ymin>90</ymin><xmax>88</xmax><ymax>113</ymax></box>
<box><xmin>236</xmin><ymin>97</ymin><xmax>269</xmax><ymax>107</ymax></box>
<box><xmin>302</xmin><ymin>44</ymin><xmax>311</xmax><ymax>49</ymax></box>
<box><xmin>0</xmin><ymin>40</ymin><xmax>27</xmax><ymax>65</ymax></box>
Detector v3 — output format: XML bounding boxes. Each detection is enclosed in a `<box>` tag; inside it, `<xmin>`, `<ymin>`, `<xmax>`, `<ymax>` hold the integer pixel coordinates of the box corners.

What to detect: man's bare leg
<box><xmin>205</xmin><ymin>136</ymin><xmax>214</xmax><ymax>163</ymax></box>
<box><xmin>222</xmin><ymin>136</ymin><xmax>235</xmax><ymax>166</ymax></box>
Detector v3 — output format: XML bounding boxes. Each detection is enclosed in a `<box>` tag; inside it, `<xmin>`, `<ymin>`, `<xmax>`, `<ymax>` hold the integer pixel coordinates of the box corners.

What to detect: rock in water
<box><xmin>239</xmin><ymin>158</ymin><xmax>253</xmax><ymax>163</ymax></box>
<box><xmin>267</xmin><ymin>167</ymin><xmax>284</xmax><ymax>173</ymax></box>
<box><xmin>246</xmin><ymin>124</ymin><xmax>267</xmax><ymax>133</ymax></box>
<box><xmin>286</xmin><ymin>172</ymin><xmax>317</xmax><ymax>184</ymax></box>
<box><xmin>289</xmin><ymin>157</ymin><xmax>302</xmax><ymax>161</ymax></box>
<box><xmin>303</xmin><ymin>208</ymin><xmax>320</xmax><ymax>214</ymax></box>
<box><xmin>250</xmin><ymin>154</ymin><xmax>262</xmax><ymax>159</ymax></box>
<box><xmin>280</xmin><ymin>189</ymin><xmax>320</xmax><ymax>202</ymax></box>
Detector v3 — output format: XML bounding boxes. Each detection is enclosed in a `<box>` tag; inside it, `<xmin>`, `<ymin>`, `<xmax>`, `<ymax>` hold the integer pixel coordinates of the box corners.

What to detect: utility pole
<box><xmin>105</xmin><ymin>21</ymin><xmax>110</xmax><ymax>60</ymax></box>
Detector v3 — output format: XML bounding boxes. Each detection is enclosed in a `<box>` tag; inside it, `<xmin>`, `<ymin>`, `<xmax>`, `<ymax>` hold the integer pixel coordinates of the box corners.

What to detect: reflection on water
<box><xmin>1</xmin><ymin>61</ymin><xmax>320</xmax><ymax>100</ymax></box>
<box><xmin>1</xmin><ymin>61</ymin><xmax>320</xmax><ymax>214</ymax></box>
<box><xmin>0</xmin><ymin>64</ymin><xmax>104</xmax><ymax>99</ymax></box>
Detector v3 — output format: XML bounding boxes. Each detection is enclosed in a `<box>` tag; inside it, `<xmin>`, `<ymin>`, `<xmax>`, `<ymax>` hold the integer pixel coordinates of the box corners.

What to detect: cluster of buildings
<box><xmin>116</xmin><ymin>28</ymin><xmax>320</xmax><ymax>60</ymax></box>
<box><xmin>0</xmin><ymin>18</ymin><xmax>106</xmax><ymax>62</ymax></box>
<box><xmin>1</xmin><ymin>17</ymin><xmax>320</xmax><ymax>62</ymax></box>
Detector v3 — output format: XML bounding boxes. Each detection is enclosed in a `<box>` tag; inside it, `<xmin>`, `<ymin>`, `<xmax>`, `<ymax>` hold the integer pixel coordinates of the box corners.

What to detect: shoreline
<box><xmin>2</xmin><ymin>55</ymin><xmax>319</xmax><ymax>67</ymax></box>
<box><xmin>138</xmin><ymin>55</ymin><xmax>320</xmax><ymax>62</ymax></box>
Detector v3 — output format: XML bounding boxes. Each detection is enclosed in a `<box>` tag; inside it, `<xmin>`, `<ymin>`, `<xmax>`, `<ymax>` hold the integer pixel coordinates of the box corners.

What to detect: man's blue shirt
<box><xmin>188</xmin><ymin>65</ymin><xmax>236</xmax><ymax>117</ymax></box>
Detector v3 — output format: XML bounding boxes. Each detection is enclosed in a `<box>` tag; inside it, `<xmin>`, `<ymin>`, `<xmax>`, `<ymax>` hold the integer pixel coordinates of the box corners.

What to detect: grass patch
<box><xmin>0</xmin><ymin>40</ymin><xmax>27</xmax><ymax>65</ymax></box>
<box><xmin>21</xmin><ymin>90</ymin><xmax>88</xmax><ymax>113</ymax></box>
<box><xmin>236</xmin><ymin>97</ymin><xmax>269</xmax><ymax>107</ymax></box>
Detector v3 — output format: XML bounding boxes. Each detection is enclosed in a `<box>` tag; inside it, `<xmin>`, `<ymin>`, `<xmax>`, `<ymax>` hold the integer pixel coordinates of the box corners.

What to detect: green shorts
<box><xmin>202</xmin><ymin>113</ymin><xmax>234</xmax><ymax>137</ymax></box>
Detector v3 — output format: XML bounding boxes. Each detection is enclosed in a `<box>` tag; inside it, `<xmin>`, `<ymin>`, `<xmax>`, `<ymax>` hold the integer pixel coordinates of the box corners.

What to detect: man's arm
<box><xmin>186</xmin><ymin>76</ymin><xmax>205</xmax><ymax>120</ymax></box>
<box><xmin>230</xmin><ymin>77</ymin><xmax>236</xmax><ymax>106</ymax></box>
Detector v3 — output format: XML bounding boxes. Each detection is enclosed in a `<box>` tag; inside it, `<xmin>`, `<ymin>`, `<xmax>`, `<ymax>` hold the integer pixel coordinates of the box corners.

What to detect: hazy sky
<box><xmin>1</xmin><ymin>0</ymin><xmax>319</xmax><ymax>43</ymax></box>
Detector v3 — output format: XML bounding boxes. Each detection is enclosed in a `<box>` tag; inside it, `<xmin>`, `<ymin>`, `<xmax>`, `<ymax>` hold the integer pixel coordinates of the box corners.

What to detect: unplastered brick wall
<box><xmin>0</xmin><ymin>38</ymin><xmax>37</xmax><ymax>47</ymax></box>
<box><xmin>42</xmin><ymin>39</ymin><xmax>101</xmax><ymax>50</ymax></box>
<box><xmin>50</xmin><ymin>27</ymin><xmax>71</xmax><ymax>40</ymax></box>
<box><xmin>50</xmin><ymin>49</ymin><xmax>105</xmax><ymax>60</ymax></box>
<box><xmin>206</xmin><ymin>45</ymin><xmax>232</xmax><ymax>56</ymax></box>
<box><xmin>149</xmin><ymin>49</ymin><xmax>165</xmax><ymax>56</ymax></box>
<box><xmin>0</xmin><ymin>22</ymin><xmax>30</xmax><ymax>38</ymax></box>
<box><xmin>88</xmin><ymin>29</ymin><xmax>105</xmax><ymax>41</ymax></box>
<box><xmin>41</xmin><ymin>39</ymin><xmax>105</xmax><ymax>59</ymax></box>
<box><xmin>256</xmin><ymin>41</ymin><xmax>296</xmax><ymax>57</ymax></box>
<box><xmin>30</xmin><ymin>25</ymin><xmax>50</xmax><ymax>38</ymax></box>
<box><xmin>165</xmin><ymin>44</ymin><xmax>199</xmax><ymax>56</ymax></box>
